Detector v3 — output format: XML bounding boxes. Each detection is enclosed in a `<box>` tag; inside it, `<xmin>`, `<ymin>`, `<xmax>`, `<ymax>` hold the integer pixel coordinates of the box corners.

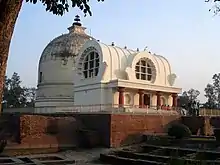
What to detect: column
<box><xmin>172</xmin><ymin>93</ymin><xmax>178</xmax><ymax>107</ymax></box>
<box><xmin>156</xmin><ymin>92</ymin><xmax>161</xmax><ymax>109</ymax></box>
<box><xmin>118</xmin><ymin>87</ymin><xmax>125</xmax><ymax>108</ymax></box>
<box><xmin>138</xmin><ymin>89</ymin><xmax>144</xmax><ymax>108</ymax></box>
<box><xmin>151</xmin><ymin>94</ymin><xmax>157</xmax><ymax>107</ymax></box>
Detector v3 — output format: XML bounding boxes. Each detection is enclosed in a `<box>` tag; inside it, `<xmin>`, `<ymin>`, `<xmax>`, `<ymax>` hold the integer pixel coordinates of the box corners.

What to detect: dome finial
<box><xmin>68</xmin><ymin>15</ymin><xmax>87</xmax><ymax>34</ymax></box>
<box><xmin>73</xmin><ymin>15</ymin><xmax>82</xmax><ymax>26</ymax></box>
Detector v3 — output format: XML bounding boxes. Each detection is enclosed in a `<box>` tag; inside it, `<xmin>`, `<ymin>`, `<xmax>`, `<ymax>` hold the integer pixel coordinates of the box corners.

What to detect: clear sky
<box><xmin>6</xmin><ymin>0</ymin><xmax>220</xmax><ymax>102</ymax></box>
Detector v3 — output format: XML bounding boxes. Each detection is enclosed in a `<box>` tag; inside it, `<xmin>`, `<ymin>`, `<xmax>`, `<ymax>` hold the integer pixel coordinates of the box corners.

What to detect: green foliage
<box><xmin>2</xmin><ymin>72</ymin><xmax>36</xmax><ymax>108</ymax></box>
<box><xmin>187</xmin><ymin>89</ymin><xmax>200</xmax><ymax>102</ymax></box>
<box><xmin>168</xmin><ymin>124</ymin><xmax>191</xmax><ymax>139</ymax></box>
<box><xmin>0</xmin><ymin>140</ymin><xmax>7</xmax><ymax>154</ymax></box>
<box><xmin>204</xmin><ymin>73</ymin><xmax>220</xmax><ymax>109</ymax></box>
<box><xmin>26</xmin><ymin>0</ymin><xmax>104</xmax><ymax>16</ymax></box>
<box><xmin>214</xmin><ymin>128</ymin><xmax>220</xmax><ymax>141</ymax></box>
<box><xmin>204</xmin><ymin>83</ymin><xmax>216</xmax><ymax>109</ymax></box>
<box><xmin>178</xmin><ymin>89</ymin><xmax>200</xmax><ymax>107</ymax></box>
<box><xmin>205</xmin><ymin>0</ymin><xmax>220</xmax><ymax>15</ymax></box>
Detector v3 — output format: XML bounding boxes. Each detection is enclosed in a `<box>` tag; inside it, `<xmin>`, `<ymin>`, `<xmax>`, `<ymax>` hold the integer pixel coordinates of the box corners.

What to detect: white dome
<box><xmin>35</xmin><ymin>17</ymin><xmax>92</xmax><ymax>108</ymax></box>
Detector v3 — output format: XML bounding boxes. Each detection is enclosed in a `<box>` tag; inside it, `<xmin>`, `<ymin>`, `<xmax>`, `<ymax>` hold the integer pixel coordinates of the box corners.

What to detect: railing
<box><xmin>199</xmin><ymin>108</ymin><xmax>220</xmax><ymax>116</ymax></box>
<box><xmin>34</xmin><ymin>104</ymin><xmax>181</xmax><ymax>115</ymax></box>
<box><xmin>4</xmin><ymin>105</ymin><xmax>220</xmax><ymax>117</ymax></box>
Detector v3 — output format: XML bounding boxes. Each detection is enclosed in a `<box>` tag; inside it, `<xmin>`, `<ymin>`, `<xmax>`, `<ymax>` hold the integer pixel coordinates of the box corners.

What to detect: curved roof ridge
<box><xmin>154</xmin><ymin>54</ymin><xmax>172</xmax><ymax>74</ymax></box>
<box><xmin>48</xmin><ymin>34</ymin><xmax>68</xmax><ymax>45</ymax></box>
<box><xmin>154</xmin><ymin>54</ymin><xmax>168</xmax><ymax>61</ymax></box>
<box><xmin>99</xmin><ymin>42</ymin><xmax>136</xmax><ymax>53</ymax></box>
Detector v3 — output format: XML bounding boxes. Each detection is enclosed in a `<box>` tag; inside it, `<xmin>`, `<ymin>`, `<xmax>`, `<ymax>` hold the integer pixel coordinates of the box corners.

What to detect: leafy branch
<box><xmin>26</xmin><ymin>0</ymin><xmax>104</xmax><ymax>16</ymax></box>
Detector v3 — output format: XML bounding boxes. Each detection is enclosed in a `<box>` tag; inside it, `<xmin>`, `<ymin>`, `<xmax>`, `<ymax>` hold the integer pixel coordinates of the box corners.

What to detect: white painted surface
<box><xmin>35</xmin><ymin>23</ymin><xmax>92</xmax><ymax>110</ymax></box>
<box><xmin>35</xmin><ymin>24</ymin><xmax>181</xmax><ymax>113</ymax></box>
<box><xmin>74</xmin><ymin>40</ymin><xmax>181</xmax><ymax>107</ymax></box>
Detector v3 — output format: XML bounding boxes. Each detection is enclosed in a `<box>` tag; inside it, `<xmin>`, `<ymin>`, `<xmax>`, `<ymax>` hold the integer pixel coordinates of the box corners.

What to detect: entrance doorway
<box><xmin>143</xmin><ymin>94</ymin><xmax>150</xmax><ymax>107</ymax></box>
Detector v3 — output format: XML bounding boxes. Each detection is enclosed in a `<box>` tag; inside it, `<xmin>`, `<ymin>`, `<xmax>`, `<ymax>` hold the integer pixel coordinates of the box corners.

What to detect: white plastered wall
<box><xmin>36</xmin><ymin>55</ymin><xmax>75</xmax><ymax>108</ymax></box>
<box><xmin>128</xmin><ymin>51</ymin><xmax>175</xmax><ymax>87</ymax></box>
<box><xmin>73</xmin><ymin>39</ymin><xmax>181</xmax><ymax>107</ymax></box>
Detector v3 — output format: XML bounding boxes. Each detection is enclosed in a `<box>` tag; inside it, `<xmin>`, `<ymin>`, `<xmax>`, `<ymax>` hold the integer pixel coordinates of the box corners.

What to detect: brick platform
<box><xmin>110</xmin><ymin>114</ymin><xmax>181</xmax><ymax>147</ymax></box>
<box><xmin>0</xmin><ymin>113</ymin><xmax>218</xmax><ymax>155</ymax></box>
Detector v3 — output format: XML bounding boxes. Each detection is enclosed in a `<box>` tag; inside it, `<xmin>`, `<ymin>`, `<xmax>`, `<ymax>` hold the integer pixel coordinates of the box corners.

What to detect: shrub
<box><xmin>168</xmin><ymin>124</ymin><xmax>191</xmax><ymax>139</ymax></box>
<box><xmin>210</xmin><ymin>117</ymin><xmax>220</xmax><ymax>128</ymax></box>
<box><xmin>181</xmin><ymin>116</ymin><xmax>204</xmax><ymax>135</ymax></box>
<box><xmin>214</xmin><ymin>128</ymin><xmax>220</xmax><ymax>142</ymax></box>
<box><xmin>0</xmin><ymin>140</ymin><xmax>7</xmax><ymax>153</ymax></box>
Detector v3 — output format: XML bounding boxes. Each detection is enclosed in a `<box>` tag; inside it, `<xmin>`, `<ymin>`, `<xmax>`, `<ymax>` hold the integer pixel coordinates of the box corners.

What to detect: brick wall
<box><xmin>18</xmin><ymin>114</ymin><xmax>182</xmax><ymax>148</ymax></box>
<box><xmin>74</xmin><ymin>114</ymin><xmax>110</xmax><ymax>147</ymax></box>
<box><xmin>18</xmin><ymin>113</ymin><xmax>111</xmax><ymax>148</ymax></box>
<box><xmin>110</xmin><ymin>114</ymin><xmax>181</xmax><ymax>147</ymax></box>
<box><xmin>19</xmin><ymin>115</ymin><xmax>78</xmax><ymax>146</ymax></box>
<box><xmin>2</xmin><ymin>113</ymin><xmax>220</xmax><ymax>152</ymax></box>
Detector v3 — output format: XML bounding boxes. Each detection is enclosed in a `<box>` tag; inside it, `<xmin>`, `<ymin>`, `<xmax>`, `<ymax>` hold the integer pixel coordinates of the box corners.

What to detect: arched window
<box><xmin>135</xmin><ymin>58</ymin><xmax>155</xmax><ymax>81</ymax></box>
<box><xmin>83</xmin><ymin>51</ymin><xmax>100</xmax><ymax>78</ymax></box>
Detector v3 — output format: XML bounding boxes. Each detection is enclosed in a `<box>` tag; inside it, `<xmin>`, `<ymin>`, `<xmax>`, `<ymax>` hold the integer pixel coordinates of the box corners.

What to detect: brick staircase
<box><xmin>100</xmin><ymin>144</ymin><xmax>220</xmax><ymax>165</ymax></box>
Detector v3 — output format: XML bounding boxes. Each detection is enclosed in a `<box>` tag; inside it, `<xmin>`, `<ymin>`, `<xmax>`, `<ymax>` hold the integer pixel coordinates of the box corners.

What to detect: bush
<box><xmin>214</xmin><ymin>128</ymin><xmax>220</xmax><ymax>142</ymax></box>
<box><xmin>210</xmin><ymin>117</ymin><xmax>220</xmax><ymax>128</ymax></box>
<box><xmin>168</xmin><ymin>124</ymin><xmax>191</xmax><ymax>139</ymax></box>
<box><xmin>0</xmin><ymin>140</ymin><xmax>7</xmax><ymax>153</ymax></box>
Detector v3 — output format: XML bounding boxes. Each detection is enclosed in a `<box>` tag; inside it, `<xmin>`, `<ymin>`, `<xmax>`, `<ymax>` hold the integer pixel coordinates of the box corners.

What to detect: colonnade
<box><xmin>117</xmin><ymin>87</ymin><xmax>178</xmax><ymax>109</ymax></box>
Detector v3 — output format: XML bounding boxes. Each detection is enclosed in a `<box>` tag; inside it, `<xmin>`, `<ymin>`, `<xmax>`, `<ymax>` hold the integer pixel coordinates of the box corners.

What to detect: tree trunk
<box><xmin>0</xmin><ymin>0</ymin><xmax>23</xmax><ymax>112</ymax></box>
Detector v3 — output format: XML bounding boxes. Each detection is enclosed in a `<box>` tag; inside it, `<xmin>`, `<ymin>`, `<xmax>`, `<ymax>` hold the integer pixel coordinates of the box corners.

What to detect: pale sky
<box><xmin>6</xmin><ymin>0</ymin><xmax>220</xmax><ymax>103</ymax></box>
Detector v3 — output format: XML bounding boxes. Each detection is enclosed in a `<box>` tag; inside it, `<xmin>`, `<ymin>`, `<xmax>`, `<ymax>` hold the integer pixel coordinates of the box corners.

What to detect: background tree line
<box><xmin>178</xmin><ymin>73</ymin><xmax>220</xmax><ymax>109</ymax></box>
<box><xmin>2</xmin><ymin>72</ymin><xmax>36</xmax><ymax>109</ymax></box>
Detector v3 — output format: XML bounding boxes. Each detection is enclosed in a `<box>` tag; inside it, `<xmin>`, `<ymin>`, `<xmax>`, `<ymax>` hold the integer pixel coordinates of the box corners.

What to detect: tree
<box><xmin>2</xmin><ymin>72</ymin><xmax>36</xmax><ymax>108</ymax></box>
<box><xmin>0</xmin><ymin>0</ymin><xmax>104</xmax><ymax>111</ymax></box>
<box><xmin>204</xmin><ymin>83</ymin><xmax>217</xmax><ymax>108</ymax></box>
<box><xmin>205</xmin><ymin>0</ymin><xmax>220</xmax><ymax>15</ymax></box>
<box><xmin>204</xmin><ymin>73</ymin><xmax>220</xmax><ymax>109</ymax></box>
<box><xmin>178</xmin><ymin>91</ymin><xmax>189</xmax><ymax>107</ymax></box>
<box><xmin>178</xmin><ymin>89</ymin><xmax>200</xmax><ymax>116</ymax></box>
<box><xmin>178</xmin><ymin>89</ymin><xmax>200</xmax><ymax>107</ymax></box>
<box><xmin>3</xmin><ymin>72</ymin><xmax>25</xmax><ymax>108</ymax></box>
<box><xmin>24</xmin><ymin>87</ymin><xmax>36</xmax><ymax>107</ymax></box>
<box><xmin>187</xmin><ymin>88</ymin><xmax>200</xmax><ymax>102</ymax></box>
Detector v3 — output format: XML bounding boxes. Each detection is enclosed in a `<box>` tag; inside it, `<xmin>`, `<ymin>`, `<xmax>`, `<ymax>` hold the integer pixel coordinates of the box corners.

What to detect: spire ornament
<box><xmin>73</xmin><ymin>15</ymin><xmax>82</xmax><ymax>26</ymax></box>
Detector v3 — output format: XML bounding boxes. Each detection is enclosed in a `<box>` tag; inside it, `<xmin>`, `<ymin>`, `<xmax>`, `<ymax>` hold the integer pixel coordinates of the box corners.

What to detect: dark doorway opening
<box><xmin>143</xmin><ymin>94</ymin><xmax>150</xmax><ymax>107</ymax></box>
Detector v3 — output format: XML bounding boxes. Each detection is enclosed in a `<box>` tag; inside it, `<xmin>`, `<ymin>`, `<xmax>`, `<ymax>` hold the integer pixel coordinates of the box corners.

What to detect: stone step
<box><xmin>100</xmin><ymin>153</ymin><xmax>167</xmax><ymax>165</ymax></box>
<box><xmin>114</xmin><ymin>150</ymin><xmax>170</xmax><ymax>163</ymax></box>
<box><xmin>142</xmin><ymin>144</ymin><xmax>220</xmax><ymax>154</ymax></box>
<box><xmin>101</xmin><ymin>150</ymin><xmax>220</xmax><ymax>165</ymax></box>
